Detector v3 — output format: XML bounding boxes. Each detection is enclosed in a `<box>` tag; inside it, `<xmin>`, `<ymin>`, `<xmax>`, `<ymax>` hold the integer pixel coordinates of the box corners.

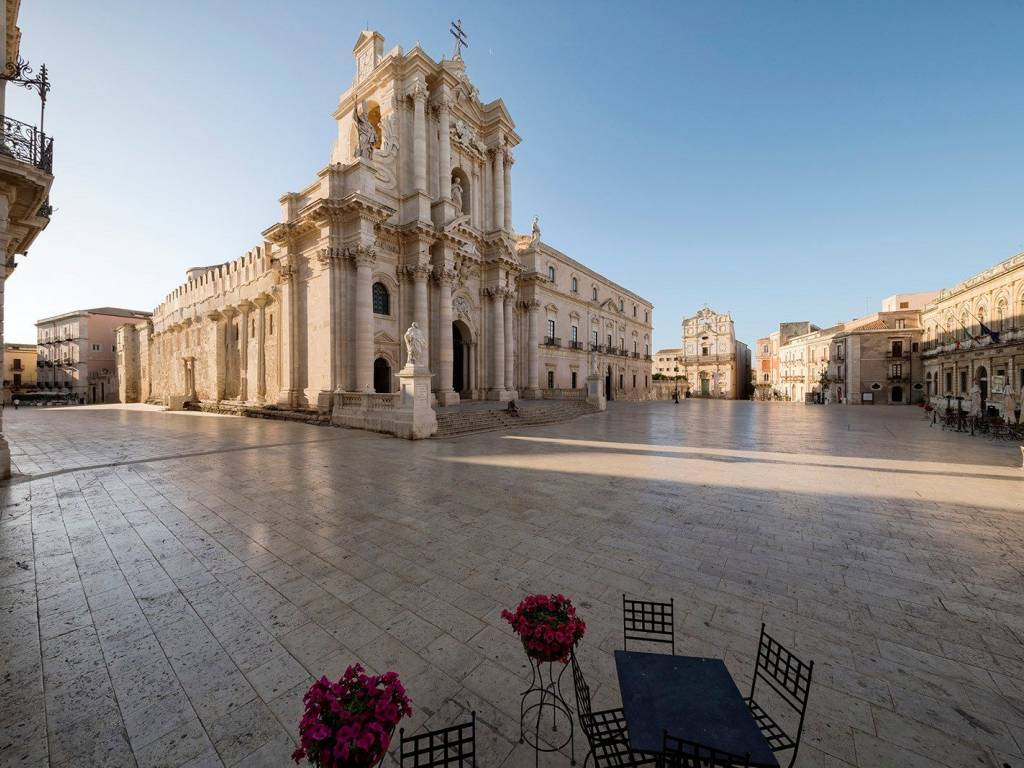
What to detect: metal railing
<box><xmin>568</xmin><ymin>340</ymin><xmax>583</xmax><ymax>350</ymax></box>
<box><xmin>0</xmin><ymin>115</ymin><xmax>53</xmax><ymax>173</ymax></box>
<box><xmin>543</xmin><ymin>336</ymin><xmax>561</xmax><ymax>347</ymax></box>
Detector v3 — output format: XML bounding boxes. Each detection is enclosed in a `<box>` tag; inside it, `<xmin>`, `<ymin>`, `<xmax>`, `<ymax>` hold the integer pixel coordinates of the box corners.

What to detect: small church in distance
<box><xmin>117</xmin><ymin>29</ymin><xmax>653</xmax><ymax>413</ymax></box>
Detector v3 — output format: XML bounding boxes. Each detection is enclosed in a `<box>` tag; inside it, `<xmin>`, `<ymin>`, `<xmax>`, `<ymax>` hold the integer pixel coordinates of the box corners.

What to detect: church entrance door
<box><xmin>373</xmin><ymin>358</ymin><xmax>391</xmax><ymax>393</ymax></box>
<box><xmin>606</xmin><ymin>366</ymin><xmax>614</xmax><ymax>401</ymax></box>
<box><xmin>452</xmin><ymin>321</ymin><xmax>470</xmax><ymax>395</ymax></box>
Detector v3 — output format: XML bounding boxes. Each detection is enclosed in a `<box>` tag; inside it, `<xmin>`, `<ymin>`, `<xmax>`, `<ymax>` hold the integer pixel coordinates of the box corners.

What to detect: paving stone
<box><xmin>1</xmin><ymin>402</ymin><xmax>1021</xmax><ymax>767</ymax></box>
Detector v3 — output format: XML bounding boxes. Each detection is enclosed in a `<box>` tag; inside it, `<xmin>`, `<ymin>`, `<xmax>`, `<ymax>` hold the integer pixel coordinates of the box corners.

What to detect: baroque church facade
<box><xmin>117</xmin><ymin>30</ymin><xmax>653</xmax><ymax>411</ymax></box>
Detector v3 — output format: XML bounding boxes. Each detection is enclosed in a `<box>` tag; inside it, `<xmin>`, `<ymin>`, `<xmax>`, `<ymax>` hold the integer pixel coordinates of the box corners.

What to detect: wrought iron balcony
<box><xmin>543</xmin><ymin>336</ymin><xmax>561</xmax><ymax>347</ymax></box>
<box><xmin>886</xmin><ymin>351</ymin><xmax>910</xmax><ymax>359</ymax></box>
<box><xmin>0</xmin><ymin>115</ymin><xmax>53</xmax><ymax>173</ymax></box>
<box><xmin>568</xmin><ymin>340</ymin><xmax>583</xmax><ymax>350</ymax></box>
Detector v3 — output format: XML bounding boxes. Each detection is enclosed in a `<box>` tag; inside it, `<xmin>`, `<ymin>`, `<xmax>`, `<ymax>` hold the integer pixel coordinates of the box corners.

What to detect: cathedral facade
<box><xmin>117</xmin><ymin>31</ymin><xmax>653</xmax><ymax>411</ymax></box>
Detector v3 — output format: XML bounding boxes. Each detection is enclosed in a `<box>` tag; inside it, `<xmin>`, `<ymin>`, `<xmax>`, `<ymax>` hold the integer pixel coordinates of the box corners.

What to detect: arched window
<box><xmin>996</xmin><ymin>300</ymin><xmax>1007</xmax><ymax>331</ymax></box>
<box><xmin>372</xmin><ymin>282</ymin><xmax>390</xmax><ymax>315</ymax></box>
<box><xmin>592</xmin><ymin>286</ymin><xmax>598</xmax><ymax>301</ymax></box>
<box><xmin>547</xmin><ymin>265</ymin><xmax>555</xmax><ymax>281</ymax></box>
<box><xmin>571</xmin><ymin>277</ymin><xmax>578</xmax><ymax>293</ymax></box>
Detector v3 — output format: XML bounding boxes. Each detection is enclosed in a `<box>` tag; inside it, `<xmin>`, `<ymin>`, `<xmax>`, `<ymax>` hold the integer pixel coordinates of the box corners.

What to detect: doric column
<box><xmin>492</xmin><ymin>145</ymin><xmax>505</xmax><ymax>233</ymax></box>
<box><xmin>527</xmin><ymin>300</ymin><xmax>540</xmax><ymax>393</ymax></box>
<box><xmin>503</xmin><ymin>293</ymin><xmax>515</xmax><ymax>392</ymax></box>
<box><xmin>437</xmin><ymin>93</ymin><xmax>452</xmax><ymax>201</ymax></box>
<box><xmin>277</xmin><ymin>257</ymin><xmax>300</xmax><ymax>407</ymax></box>
<box><xmin>238</xmin><ymin>301</ymin><xmax>252</xmax><ymax>401</ymax></box>
<box><xmin>254</xmin><ymin>295</ymin><xmax>269</xmax><ymax>404</ymax></box>
<box><xmin>354</xmin><ymin>248</ymin><xmax>376</xmax><ymax>391</ymax></box>
<box><xmin>490</xmin><ymin>288</ymin><xmax>505</xmax><ymax>396</ymax></box>
<box><xmin>436</xmin><ymin>265</ymin><xmax>458</xmax><ymax>405</ymax></box>
<box><xmin>412</xmin><ymin>81</ymin><xmax>428</xmax><ymax>194</ymax></box>
<box><xmin>503</xmin><ymin>149</ymin><xmax>513</xmax><ymax>232</ymax></box>
<box><xmin>206</xmin><ymin>310</ymin><xmax>226</xmax><ymax>401</ymax></box>
<box><xmin>222</xmin><ymin>306</ymin><xmax>238</xmax><ymax>399</ymax></box>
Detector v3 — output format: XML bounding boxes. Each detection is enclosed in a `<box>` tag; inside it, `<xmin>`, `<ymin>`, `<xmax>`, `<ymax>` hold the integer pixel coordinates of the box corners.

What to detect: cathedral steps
<box><xmin>185</xmin><ymin>400</ymin><xmax>330</xmax><ymax>425</ymax></box>
<box><xmin>433</xmin><ymin>401</ymin><xmax>598</xmax><ymax>438</ymax></box>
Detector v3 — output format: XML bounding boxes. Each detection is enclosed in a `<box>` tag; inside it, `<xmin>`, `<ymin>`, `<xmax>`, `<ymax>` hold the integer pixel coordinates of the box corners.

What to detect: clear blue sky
<box><xmin>9</xmin><ymin>1</ymin><xmax>1024</xmax><ymax>352</ymax></box>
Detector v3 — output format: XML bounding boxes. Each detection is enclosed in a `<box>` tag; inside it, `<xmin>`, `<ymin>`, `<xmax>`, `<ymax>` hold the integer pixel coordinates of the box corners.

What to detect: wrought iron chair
<box><xmin>623</xmin><ymin>594</ymin><xmax>675</xmax><ymax>654</ymax></box>
<box><xmin>662</xmin><ymin>731</ymin><xmax>751</xmax><ymax>768</ymax></box>
<box><xmin>400</xmin><ymin>711</ymin><xmax>476</xmax><ymax>767</ymax></box>
<box><xmin>570</xmin><ymin>650</ymin><xmax>657</xmax><ymax>768</ymax></box>
<box><xmin>745</xmin><ymin>624</ymin><xmax>814</xmax><ymax>768</ymax></box>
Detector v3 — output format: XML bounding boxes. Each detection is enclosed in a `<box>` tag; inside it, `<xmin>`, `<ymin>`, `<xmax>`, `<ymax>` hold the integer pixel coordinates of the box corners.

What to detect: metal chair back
<box><xmin>400</xmin><ymin>712</ymin><xmax>476</xmax><ymax>767</ymax></box>
<box><xmin>570</xmin><ymin>648</ymin><xmax>593</xmax><ymax>721</ymax></box>
<box><xmin>623</xmin><ymin>594</ymin><xmax>675</xmax><ymax>654</ymax></box>
<box><xmin>662</xmin><ymin>731</ymin><xmax>751</xmax><ymax>767</ymax></box>
<box><xmin>749</xmin><ymin>623</ymin><xmax>813</xmax><ymax>766</ymax></box>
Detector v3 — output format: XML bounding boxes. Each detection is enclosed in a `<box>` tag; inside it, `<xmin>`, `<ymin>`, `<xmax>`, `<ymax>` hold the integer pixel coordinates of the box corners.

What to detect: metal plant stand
<box><xmin>519</xmin><ymin>656</ymin><xmax>575</xmax><ymax>766</ymax></box>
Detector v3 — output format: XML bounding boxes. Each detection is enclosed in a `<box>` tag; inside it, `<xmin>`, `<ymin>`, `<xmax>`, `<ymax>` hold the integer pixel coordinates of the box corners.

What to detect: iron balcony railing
<box><xmin>543</xmin><ymin>336</ymin><xmax>561</xmax><ymax>347</ymax></box>
<box><xmin>568</xmin><ymin>340</ymin><xmax>583</xmax><ymax>350</ymax></box>
<box><xmin>0</xmin><ymin>115</ymin><xmax>53</xmax><ymax>173</ymax></box>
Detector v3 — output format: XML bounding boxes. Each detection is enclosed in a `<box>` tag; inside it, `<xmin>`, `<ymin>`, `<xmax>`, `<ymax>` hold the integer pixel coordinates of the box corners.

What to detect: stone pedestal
<box><xmin>394</xmin><ymin>363</ymin><xmax>437</xmax><ymax>439</ymax></box>
<box><xmin>587</xmin><ymin>374</ymin><xmax>606</xmax><ymax>411</ymax></box>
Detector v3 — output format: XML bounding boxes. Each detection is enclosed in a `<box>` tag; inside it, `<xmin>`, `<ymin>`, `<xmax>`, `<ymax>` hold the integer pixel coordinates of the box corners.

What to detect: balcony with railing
<box><xmin>1</xmin><ymin>115</ymin><xmax>53</xmax><ymax>174</ymax></box>
<box><xmin>568</xmin><ymin>340</ymin><xmax>583</xmax><ymax>350</ymax></box>
<box><xmin>543</xmin><ymin>336</ymin><xmax>561</xmax><ymax>347</ymax></box>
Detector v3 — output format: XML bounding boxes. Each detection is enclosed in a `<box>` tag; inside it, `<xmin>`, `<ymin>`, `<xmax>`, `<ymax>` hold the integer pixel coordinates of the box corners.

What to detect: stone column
<box><xmin>222</xmin><ymin>306</ymin><xmax>238</xmax><ymax>399</ymax></box>
<box><xmin>412</xmin><ymin>82</ymin><xmax>428</xmax><ymax>194</ymax></box>
<box><xmin>503</xmin><ymin>149</ymin><xmax>513</xmax><ymax>232</ymax></box>
<box><xmin>437</xmin><ymin>93</ymin><xmax>452</xmax><ymax>201</ymax></box>
<box><xmin>255</xmin><ymin>296</ymin><xmax>269</xmax><ymax>404</ymax></box>
<box><xmin>238</xmin><ymin>301</ymin><xmax>252</xmax><ymax>401</ymax></box>
<box><xmin>503</xmin><ymin>293</ymin><xmax>515</xmax><ymax>393</ymax></box>
<box><xmin>412</xmin><ymin>265</ymin><xmax>430</xmax><ymax>348</ymax></box>
<box><xmin>490</xmin><ymin>289</ymin><xmax>505</xmax><ymax>398</ymax></box>
<box><xmin>354</xmin><ymin>249</ymin><xmax>375</xmax><ymax>391</ymax></box>
<box><xmin>277</xmin><ymin>259</ymin><xmax>300</xmax><ymax>407</ymax></box>
<box><xmin>492</xmin><ymin>145</ymin><xmax>505</xmax><ymax>233</ymax></box>
<box><xmin>436</xmin><ymin>266</ymin><xmax>458</xmax><ymax>405</ymax></box>
<box><xmin>206</xmin><ymin>310</ymin><xmax>226</xmax><ymax>401</ymax></box>
<box><xmin>526</xmin><ymin>300</ymin><xmax>540</xmax><ymax>396</ymax></box>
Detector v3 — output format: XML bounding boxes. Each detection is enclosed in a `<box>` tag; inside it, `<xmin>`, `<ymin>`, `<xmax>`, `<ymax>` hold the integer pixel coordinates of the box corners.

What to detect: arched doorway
<box><xmin>373</xmin><ymin>358</ymin><xmax>391</xmax><ymax>393</ymax></box>
<box><xmin>976</xmin><ymin>366</ymin><xmax>988</xmax><ymax>405</ymax></box>
<box><xmin>452</xmin><ymin>321</ymin><xmax>471</xmax><ymax>395</ymax></box>
<box><xmin>606</xmin><ymin>365</ymin><xmax>614</xmax><ymax>401</ymax></box>
<box><xmin>891</xmin><ymin>385</ymin><xmax>903</xmax><ymax>404</ymax></box>
<box><xmin>700</xmin><ymin>372</ymin><xmax>710</xmax><ymax>397</ymax></box>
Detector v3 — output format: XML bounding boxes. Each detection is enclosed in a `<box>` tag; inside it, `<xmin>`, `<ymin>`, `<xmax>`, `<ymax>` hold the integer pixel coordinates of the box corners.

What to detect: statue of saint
<box><xmin>531</xmin><ymin>215</ymin><xmax>541</xmax><ymax>242</ymax></box>
<box><xmin>451</xmin><ymin>175</ymin><xmax>464</xmax><ymax>211</ymax></box>
<box><xmin>354</xmin><ymin>103</ymin><xmax>376</xmax><ymax>160</ymax></box>
<box><xmin>404</xmin><ymin>322</ymin><xmax>427</xmax><ymax>366</ymax></box>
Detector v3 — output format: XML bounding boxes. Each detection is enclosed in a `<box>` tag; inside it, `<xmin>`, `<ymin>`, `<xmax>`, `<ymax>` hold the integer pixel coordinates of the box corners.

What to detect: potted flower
<box><xmin>502</xmin><ymin>593</ymin><xmax>586</xmax><ymax>663</ymax></box>
<box><xmin>292</xmin><ymin>664</ymin><xmax>412</xmax><ymax>768</ymax></box>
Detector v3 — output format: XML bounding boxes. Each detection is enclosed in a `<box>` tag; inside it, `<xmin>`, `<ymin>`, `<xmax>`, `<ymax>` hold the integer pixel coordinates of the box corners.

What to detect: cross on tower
<box><xmin>450</xmin><ymin>19</ymin><xmax>468</xmax><ymax>59</ymax></box>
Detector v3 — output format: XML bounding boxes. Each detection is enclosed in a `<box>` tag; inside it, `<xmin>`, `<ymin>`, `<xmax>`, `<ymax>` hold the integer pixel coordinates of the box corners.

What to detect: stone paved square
<box><xmin>0</xmin><ymin>401</ymin><xmax>1021</xmax><ymax>767</ymax></box>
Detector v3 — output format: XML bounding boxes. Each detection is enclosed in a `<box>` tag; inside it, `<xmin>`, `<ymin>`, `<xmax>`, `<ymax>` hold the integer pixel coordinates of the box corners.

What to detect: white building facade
<box><xmin>117</xmin><ymin>31</ymin><xmax>652</xmax><ymax>412</ymax></box>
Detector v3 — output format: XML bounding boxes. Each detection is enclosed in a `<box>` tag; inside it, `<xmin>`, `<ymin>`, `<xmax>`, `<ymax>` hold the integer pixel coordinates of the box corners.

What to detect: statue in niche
<box><xmin>404</xmin><ymin>322</ymin><xmax>427</xmax><ymax>367</ymax></box>
<box><xmin>531</xmin><ymin>215</ymin><xmax>541</xmax><ymax>242</ymax></box>
<box><xmin>451</xmin><ymin>174</ymin><xmax>464</xmax><ymax>211</ymax></box>
<box><xmin>354</xmin><ymin>103</ymin><xmax>376</xmax><ymax>160</ymax></box>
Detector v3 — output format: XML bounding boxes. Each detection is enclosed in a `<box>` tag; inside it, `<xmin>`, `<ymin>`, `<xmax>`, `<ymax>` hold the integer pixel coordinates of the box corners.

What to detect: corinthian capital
<box><xmin>350</xmin><ymin>245</ymin><xmax>377</xmax><ymax>267</ymax></box>
<box><xmin>409</xmin><ymin>80</ymin><xmax>428</xmax><ymax>103</ymax></box>
<box><xmin>433</xmin><ymin>265</ymin><xmax>457</xmax><ymax>285</ymax></box>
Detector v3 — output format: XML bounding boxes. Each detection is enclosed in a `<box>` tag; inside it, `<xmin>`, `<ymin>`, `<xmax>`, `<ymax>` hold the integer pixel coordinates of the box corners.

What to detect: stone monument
<box><xmin>395</xmin><ymin>323</ymin><xmax>437</xmax><ymax>438</ymax></box>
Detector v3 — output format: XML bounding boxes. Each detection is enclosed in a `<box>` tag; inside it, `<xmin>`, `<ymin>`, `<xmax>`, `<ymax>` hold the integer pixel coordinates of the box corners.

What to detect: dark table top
<box><xmin>614</xmin><ymin>650</ymin><xmax>779</xmax><ymax>767</ymax></box>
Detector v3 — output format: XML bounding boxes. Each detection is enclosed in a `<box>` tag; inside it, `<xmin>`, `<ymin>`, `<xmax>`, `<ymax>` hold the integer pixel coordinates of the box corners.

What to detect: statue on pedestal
<box><xmin>404</xmin><ymin>322</ymin><xmax>427</xmax><ymax>367</ymax></box>
<box><xmin>531</xmin><ymin>215</ymin><xmax>541</xmax><ymax>242</ymax></box>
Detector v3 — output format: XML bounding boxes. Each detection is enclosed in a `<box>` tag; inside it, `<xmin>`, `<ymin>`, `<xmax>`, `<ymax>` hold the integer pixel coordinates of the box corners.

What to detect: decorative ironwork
<box><xmin>519</xmin><ymin>656</ymin><xmax>575</xmax><ymax>767</ymax></box>
<box><xmin>0</xmin><ymin>115</ymin><xmax>53</xmax><ymax>172</ymax></box>
<box><xmin>3</xmin><ymin>56</ymin><xmax>50</xmax><ymax>131</ymax></box>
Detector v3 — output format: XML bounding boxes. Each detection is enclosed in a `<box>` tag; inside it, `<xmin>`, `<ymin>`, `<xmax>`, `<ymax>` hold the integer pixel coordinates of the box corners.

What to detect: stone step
<box><xmin>433</xmin><ymin>401</ymin><xmax>597</xmax><ymax>438</ymax></box>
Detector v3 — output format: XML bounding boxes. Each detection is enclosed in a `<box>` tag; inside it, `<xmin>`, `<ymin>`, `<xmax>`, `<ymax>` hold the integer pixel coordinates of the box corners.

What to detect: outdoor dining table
<box><xmin>614</xmin><ymin>650</ymin><xmax>779</xmax><ymax>767</ymax></box>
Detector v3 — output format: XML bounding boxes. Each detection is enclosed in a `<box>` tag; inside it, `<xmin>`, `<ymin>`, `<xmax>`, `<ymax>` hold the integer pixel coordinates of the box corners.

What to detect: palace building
<box><xmin>117</xmin><ymin>30</ymin><xmax>653</xmax><ymax>412</ymax></box>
